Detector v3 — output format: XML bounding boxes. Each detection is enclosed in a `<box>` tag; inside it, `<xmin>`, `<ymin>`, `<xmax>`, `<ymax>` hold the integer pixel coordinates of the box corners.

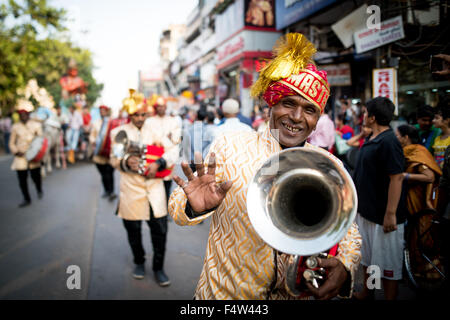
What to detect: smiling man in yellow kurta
<box><xmin>169</xmin><ymin>33</ymin><xmax>361</xmax><ymax>300</ymax></box>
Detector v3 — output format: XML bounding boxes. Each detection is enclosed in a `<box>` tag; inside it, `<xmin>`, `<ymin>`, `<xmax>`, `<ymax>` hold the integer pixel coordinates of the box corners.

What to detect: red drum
<box><xmin>25</xmin><ymin>136</ymin><xmax>48</xmax><ymax>163</ymax></box>
<box><xmin>143</xmin><ymin>144</ymin><xmax>173</xmax><ymax>178</ymax></box>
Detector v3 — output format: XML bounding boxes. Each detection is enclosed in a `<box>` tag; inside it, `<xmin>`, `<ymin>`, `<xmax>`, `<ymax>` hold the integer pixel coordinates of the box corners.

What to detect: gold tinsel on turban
<box><xmin>122</xmin><ymin>89</ymin><xmax>146</xmax><ymax>115</ymax></box>
<box><xmin>250</xmin><ymin>33</ymin><xmax>317</xmax><ymax>99</ymax></box>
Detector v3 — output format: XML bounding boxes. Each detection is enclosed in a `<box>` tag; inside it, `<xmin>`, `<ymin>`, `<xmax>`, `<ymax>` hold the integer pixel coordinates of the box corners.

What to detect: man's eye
<box><xmin>283</xmin><ymin>101</ymin><xmax>294</xmax><ymax>107</ymax></box>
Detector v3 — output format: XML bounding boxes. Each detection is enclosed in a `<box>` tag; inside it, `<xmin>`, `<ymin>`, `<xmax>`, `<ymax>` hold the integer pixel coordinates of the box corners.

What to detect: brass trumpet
<box><xmin>112</xmin><ymin>130</ymin><xmax>147</xmax><ymax>175</ymax></box>
<box><xmin>246</xmin><ymin>147</ymin><xmax>357</xmax><ymax>297</ymax></box>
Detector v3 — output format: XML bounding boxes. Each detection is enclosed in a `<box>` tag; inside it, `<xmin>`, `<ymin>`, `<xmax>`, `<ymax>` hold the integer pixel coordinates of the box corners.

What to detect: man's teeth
<box><xmin>283</xmin><ymin>123</ymin><xmax>300</xmax><ymax>132</ymax></box>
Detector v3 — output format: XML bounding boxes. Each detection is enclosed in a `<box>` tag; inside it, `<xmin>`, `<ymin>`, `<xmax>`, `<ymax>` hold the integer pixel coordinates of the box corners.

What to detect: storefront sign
<box><xmin>275</xmin><ymin>0</ymin><xmax>337</xmax><ymax>30</ymax></box>
<box><xmin>216</xmin><ymin>30</ymin><xmax>280</xmax><ymax>68</ymax></box>
<box><xmin>373</xmin><ymin>68</ymin><xmax>398</xmax><ymax>114</ymax></box>
<box><xmin>320</xmin><ymin>63</ymin><xmax>352</xmax><ymax>86</ymax></box>
<box><xmin>217</xmin><ymin>37</ymin><xmax>245</xmax><ymax>62</ymax></box>
<box><xmin>354</xmin><ymin>16</ymin><xmax>405</xmax><ymax>54</ymax></box>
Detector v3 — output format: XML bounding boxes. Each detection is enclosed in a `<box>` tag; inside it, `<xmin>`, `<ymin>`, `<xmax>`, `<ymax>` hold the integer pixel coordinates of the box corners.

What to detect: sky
<box><xmin>51</xmin><ymin>0</ymin><xmax>197</xmax><ymax>111</ymax></box>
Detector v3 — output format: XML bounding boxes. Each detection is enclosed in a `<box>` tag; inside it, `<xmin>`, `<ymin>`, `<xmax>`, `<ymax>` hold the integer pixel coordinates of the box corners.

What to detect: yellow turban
<box><xmin>122</xmin><ymin>89</ymin><xmax>146</xmax><ymax>115</ymax></box>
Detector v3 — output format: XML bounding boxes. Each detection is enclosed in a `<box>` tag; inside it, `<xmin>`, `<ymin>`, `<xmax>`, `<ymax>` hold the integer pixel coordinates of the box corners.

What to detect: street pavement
<box><xmin>0</xmin><ymin>155</ymin><xmax>209</xmax><ymax>299</ymax></box>
<box><xmin>0</xmin><ymin>154</ymin><xmax>417</xmax><ymax>300</ymax></box>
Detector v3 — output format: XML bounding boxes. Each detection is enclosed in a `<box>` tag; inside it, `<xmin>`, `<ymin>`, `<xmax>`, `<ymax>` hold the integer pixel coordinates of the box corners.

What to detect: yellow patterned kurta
<box><xmin>169</xmin><ymin>125</ymin><xmax>361</xmax><ymax>300</ymax></box>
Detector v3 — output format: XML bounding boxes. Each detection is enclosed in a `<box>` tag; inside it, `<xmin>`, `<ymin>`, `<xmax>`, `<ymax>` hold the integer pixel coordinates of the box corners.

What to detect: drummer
<box><xmin>9</xmin><ymin>102</ymin><xmax>44</xmax><ymax>207</ymax></box>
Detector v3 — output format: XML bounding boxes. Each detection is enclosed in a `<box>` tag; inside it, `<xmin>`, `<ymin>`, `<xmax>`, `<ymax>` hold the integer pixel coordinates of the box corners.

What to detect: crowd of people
<box><xmin>1</xmin><ymin>33</ymin><xmax>448</xmax><ymax>300</ymax></box>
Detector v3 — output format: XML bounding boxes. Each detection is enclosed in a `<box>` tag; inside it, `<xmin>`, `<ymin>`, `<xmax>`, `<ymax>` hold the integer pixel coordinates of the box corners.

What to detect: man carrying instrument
<box><xmin>146</xmin><ymin>97</ymin><xmax>182</xmax><ymax>203</ymax></box>
<box><xmin>110</xmin><ymin>90</ymin><xmax>179</xmax><ymax>286</ymax></box>
<box><xmin>9</xmin><ymin>103</ymin><xmax>44</xmax><ymax>207</ymax></box>
<box><xmin>169</xmin><ymin>33</ymin><xmax>362</xmax><ymax>300</ymax></box>
<box><xmin>89</xmin><ymin>105</ymin><xmax>117</xmax><ymax>200</ymax></box>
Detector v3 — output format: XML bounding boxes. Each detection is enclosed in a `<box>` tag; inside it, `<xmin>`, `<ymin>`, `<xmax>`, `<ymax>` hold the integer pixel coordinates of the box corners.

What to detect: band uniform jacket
<box><xmin>9</xmin><ymin>120</ymin><xmax>43</xmax><ymax>171</ymax></box>
<box><xmin>89</xmin><ymin>118</ymin><xmax>110</xmax><ymax>165</ymax></box>
<box><xmin>110</xmin><ymin>121</ymin><xmax>179</xmax><ymax>220</ymax></box>
<box><xmin>169</xmin><ymin>125</ymin><xmax>362</xmax><ymax>299</ymax></box>
<box><xmin>145</xmin><ymin>115</ymin><xmax>181</xmax><ymax>181</ymax></box>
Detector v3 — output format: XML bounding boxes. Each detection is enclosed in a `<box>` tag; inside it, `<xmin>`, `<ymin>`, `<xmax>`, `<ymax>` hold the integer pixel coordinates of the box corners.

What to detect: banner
<box><xmin>373</xmin><ymin>68</ymin><xmax>398</xmax><ymax>115</ymax></box>
<box><xmin>354</xmin><ymin>16</ymin><xmax>405</xmax><ymax>54</ymax></box>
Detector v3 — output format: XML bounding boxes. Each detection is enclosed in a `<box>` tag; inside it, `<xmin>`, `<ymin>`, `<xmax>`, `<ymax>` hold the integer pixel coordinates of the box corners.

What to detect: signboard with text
<box><xmin>354</xmin><ymin>16</ymin><xmax>405</xmax><ymax>54</ymax></box>
<box><xmin>320</xmin><ymin>63</ymin><xmax>352</xmax><ymax>86</ymax></box>
<box><xmin>373</xmin><ymin>68</ymin><xmax>398</xmax><ymax>114</ymax></box>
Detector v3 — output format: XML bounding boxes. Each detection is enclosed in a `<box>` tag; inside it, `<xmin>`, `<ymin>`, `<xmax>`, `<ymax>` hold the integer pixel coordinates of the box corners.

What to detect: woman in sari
<box><xmin>396</xmin><ymin>125</ymin><xmax>442</xmax><ymax>214</ymax></box>
<box><xmin>396</xmin><ymin>125</ymin><xmax>444</xmax><ymax>283</ymax></box>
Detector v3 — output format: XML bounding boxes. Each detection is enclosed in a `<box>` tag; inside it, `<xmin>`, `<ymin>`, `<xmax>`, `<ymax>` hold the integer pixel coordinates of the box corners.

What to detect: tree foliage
<box><xmin>0</xmin><ymin>0</ymin><xmax>103</xmax><ymax>114</ymax></box>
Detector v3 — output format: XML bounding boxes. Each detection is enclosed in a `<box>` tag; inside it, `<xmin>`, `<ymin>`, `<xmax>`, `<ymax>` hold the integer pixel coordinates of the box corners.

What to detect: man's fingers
<box><xmin>207</xmin><ymin>152</ymin><xmax>216</xmax><ymax>176</ymax></box>
<box><xmin>194</xmin><ymin>152</ymin><xmax>205</xmax><ymax>177</ymax></box>
<box><xmin>173</xmin><ymin>175</ymin><xmax>188</xmax><ymax>189</ymax></box>
<box><xmin>316</xmin><ymin>257</ymin><xmax>338</xmax><ymax>268</ymax></box>
<box><xmin>434</xmin><ymin>54</ymin><xmax>450</xmax><ymax>62</ymax></box>
<box><xmin>433</xmin><ymin>70</ymin><xmax>450</xmax><ymax>76</ymax></box>
<box><xmin>181</xmin><ymin>161</ymin><xmax>195</xmax><ymax>181</ymax></box>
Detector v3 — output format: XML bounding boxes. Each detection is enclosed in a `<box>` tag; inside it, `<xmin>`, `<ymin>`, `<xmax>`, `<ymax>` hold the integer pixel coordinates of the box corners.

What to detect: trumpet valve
<box><xmin>305</xmin><ymin>256</ymin><xmax>319</xmax><ymax>269</ymax></box>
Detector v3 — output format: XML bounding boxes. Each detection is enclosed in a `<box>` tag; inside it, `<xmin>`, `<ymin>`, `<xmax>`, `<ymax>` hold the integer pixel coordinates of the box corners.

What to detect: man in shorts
<box><xmin>352</xmin><ymin>97</ymin><xmax>407</xmax><ymax>300</ymax></box>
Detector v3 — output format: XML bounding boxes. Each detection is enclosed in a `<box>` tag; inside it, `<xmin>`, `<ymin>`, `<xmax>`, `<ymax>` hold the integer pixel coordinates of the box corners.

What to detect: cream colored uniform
<box><xmin>110</xmin><ymin>121</ymin><xmax>179</xmax><ymax>220</ymax></box>
<box><xmin>9</xmin><ymin>120</ymin><xmax>43</xmax><ymax>171</ymax></box>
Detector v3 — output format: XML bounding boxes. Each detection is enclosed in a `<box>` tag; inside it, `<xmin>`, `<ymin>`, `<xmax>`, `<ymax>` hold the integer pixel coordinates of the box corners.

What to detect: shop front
<box><xmin>215</xmin><ymin>0</ymin><xmax>281</xmax><ymax>116</ymax></box>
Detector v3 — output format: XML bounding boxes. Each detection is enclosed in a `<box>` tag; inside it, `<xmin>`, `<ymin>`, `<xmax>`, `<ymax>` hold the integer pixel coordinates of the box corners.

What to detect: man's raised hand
<box><xmin>173</xmin><ymin>152</ymin><xmax>233</xmax><ymax>213</ymax></box>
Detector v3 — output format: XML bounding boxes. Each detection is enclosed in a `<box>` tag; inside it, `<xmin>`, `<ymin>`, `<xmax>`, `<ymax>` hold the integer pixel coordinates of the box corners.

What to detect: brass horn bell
<box><xmin>246</xmin><ymin>147</ymin><xmax>357</xmax><ymax>257</ymax></box>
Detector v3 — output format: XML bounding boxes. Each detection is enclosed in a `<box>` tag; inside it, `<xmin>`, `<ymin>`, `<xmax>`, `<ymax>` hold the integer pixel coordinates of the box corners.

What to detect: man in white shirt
<box><xmin>66</xmin><ymin>105</ymin><xmax>83</xmax><ymax>163</ymax></box>
<box><xmin>214</xmin><ymin>98</ymin><xmax>252</xmax><ymax>139</ymax></box>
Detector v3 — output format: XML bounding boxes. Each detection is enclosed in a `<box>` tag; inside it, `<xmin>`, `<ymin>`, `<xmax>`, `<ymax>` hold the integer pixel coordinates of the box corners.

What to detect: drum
<box><xmin>25</xmin><ymin>136</ymin><xmax>48</xmax><ymax>162</ymax></box>
<box><xmin>143</xmin><ymin>144</ymin><xmax>173</xmax><ymax>178</ymax></box>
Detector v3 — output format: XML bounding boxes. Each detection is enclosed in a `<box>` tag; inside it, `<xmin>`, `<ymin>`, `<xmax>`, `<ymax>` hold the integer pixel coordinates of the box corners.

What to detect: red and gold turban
<box><xmin>251</xmin><ymin>33</ymin><xmax>330</xmax><ymax>114</ymax></box>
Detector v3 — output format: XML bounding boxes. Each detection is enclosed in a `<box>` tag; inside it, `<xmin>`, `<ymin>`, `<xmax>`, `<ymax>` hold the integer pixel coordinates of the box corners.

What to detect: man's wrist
<box><xmin>185</xmin><ymin>201</ymin><xmax>217</xmax><ymax>219</ymax></box>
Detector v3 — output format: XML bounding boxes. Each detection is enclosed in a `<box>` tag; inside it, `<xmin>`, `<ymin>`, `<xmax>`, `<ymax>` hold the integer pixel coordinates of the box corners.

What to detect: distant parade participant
<box><xmin>89</xmin><ymin>105</ymin><xmax>117</xmax><ymax>200</ymax></box>
<box><xmin>9</xmin><ymin>103</ymin><xmax>43</xmax><ymax>207</ymax></box>
<box><xmin>110</xmin><ymin>90</ymin><xmax>179</xmax><ymax>286</ymax></box>
<box><xmin>169</xmin><ymin>33</ymin><xmax>361</xmax><ymax>300</ymax></box>
<box><xmin>146</xmin><ymin>97</ymin><xmax>182</xmax><ymax>203</ymax></box>
<box><xmin>66</xmin><ymin>105</ymin><xmax>83</xmax><ymax>164</ymax></box>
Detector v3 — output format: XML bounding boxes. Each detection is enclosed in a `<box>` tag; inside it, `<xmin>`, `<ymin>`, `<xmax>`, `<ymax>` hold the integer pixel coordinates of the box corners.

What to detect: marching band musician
<box><xmin>89</xmin><ymin>105</ymin><xmax>117</xmax><ymax>200</ymax></box>
<box><xmin>110</xmin><ymin>90</ymin><xmax>179</xmax><ymax>287</ymax></box>
<box><xmin>9</xmin><ymin>102</ymin><xmax>43</xmax><ymax>208</ymax></box>
<box><xmin>146</xmin><ymin>97</ymin><xmax>182</xmax><ymax>203</ymax></box>
<box><xmin>169</xmin><ymin>33</ymin><xmax>362</xmax><ymax>300</ymax></box>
